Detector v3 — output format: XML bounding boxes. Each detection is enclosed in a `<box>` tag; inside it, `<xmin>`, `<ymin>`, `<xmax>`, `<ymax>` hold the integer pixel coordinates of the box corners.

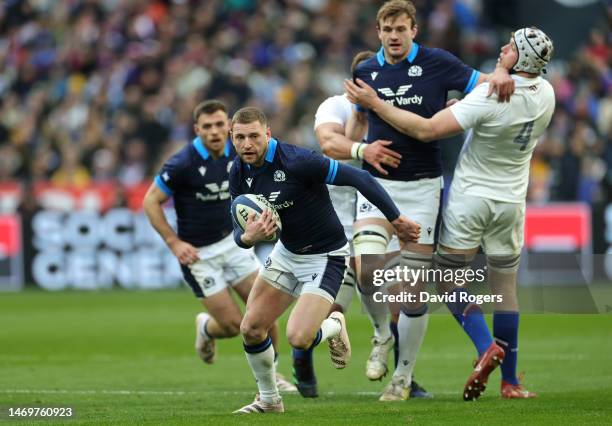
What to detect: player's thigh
<box><xmin>287</xmin><ymin>248</ymin><xmax>348</xmax><ymax>347</ymax></box>
<box><xmin>384</xmin><ymin>176</ymin><xmax>443</xmax><ymax>248</ymax></box>
<box><xmin>482</xmin><ymin>201</ymin><xmax>525</xmax><ymax>256</ymax></box>
<box><xmin>241</xmin><ymin>274</ymin><xmax>294</xmax><ymax>341</ymax></box>
<box><xmin>353</xmin><ymin>216</ymin><xmax>393</xmax><ymax>287</ymax></box>
<box><xmin>482</xmin><ymin>201</ymin><xmax>524</xmax><ymax>311</ymax></box>
<box><xmin>199</xmin><ymin>288</ymin><xmax>243</xmax><ymax>334</ymax></box>
<box><xmin>231</xmin><ymin>271</ymin><xmax>257</xmax><ymax>304</ymax></box>
<box><xmin>222</xmin><ymin>245</ymin><xmax>260</xmax><ymax>302</ymax></box>
<box><xmin>439</xmin><ymin>190</ymin><xmax>492</xmax><ymax>253</ymax></box>
<box><xmin>286</xmin><ymin>293</ymin><xmax>333</xmax><ymax>348</ymax></box>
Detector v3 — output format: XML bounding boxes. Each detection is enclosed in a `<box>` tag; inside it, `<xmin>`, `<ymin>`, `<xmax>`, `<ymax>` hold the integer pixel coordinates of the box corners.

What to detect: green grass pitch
<box><xmin>1</xmin><ymin>290</ymin><xmax>611</xmax><ymax>425</ymax></box>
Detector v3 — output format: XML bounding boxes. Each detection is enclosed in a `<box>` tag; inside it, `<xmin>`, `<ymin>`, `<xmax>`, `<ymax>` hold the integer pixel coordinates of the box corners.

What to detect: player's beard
<box><xmin>241</xmin><ymin>151</ymin><xmax>263</xmax><ymax>166</ymax></box>
<box><xmin>386</xmin><ymin>42</ymin><xmax>409</xmax><ymax>62</ymax></box>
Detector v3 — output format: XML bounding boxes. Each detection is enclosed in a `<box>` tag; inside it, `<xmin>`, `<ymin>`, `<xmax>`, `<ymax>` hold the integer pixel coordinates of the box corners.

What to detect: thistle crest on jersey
<box><xmin>408</xmin><ymin>65</ymin><xmax>422</xmax><ymax>77</ymax></box>
<box><xmin>274</xmin><ymin>170</ymin><xmax>286</xmax><ymax>182</ymax></box>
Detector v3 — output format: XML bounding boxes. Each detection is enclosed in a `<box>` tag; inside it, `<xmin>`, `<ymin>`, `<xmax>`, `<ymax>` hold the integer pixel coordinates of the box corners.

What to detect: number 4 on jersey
<box><xmin>513</xmin><ymin>121</ymin><xmax>534</xmax><ymax>151</ymax></box>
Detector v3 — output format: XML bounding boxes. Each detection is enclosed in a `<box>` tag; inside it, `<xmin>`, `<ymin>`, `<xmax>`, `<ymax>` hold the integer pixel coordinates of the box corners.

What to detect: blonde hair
<box><xmin>231</xmin><ymin>107</ymin><xmax>268</xmax><ymax>128</ymax></box>
<box><xmin>376</xmin><ymin>0</ymin><xmax>417</xmax><ymax>28</ymax></box>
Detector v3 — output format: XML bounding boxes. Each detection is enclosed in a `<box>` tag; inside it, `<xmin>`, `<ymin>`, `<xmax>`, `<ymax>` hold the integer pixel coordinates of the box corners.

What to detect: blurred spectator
<box><xmin>0</xmin><ymin>0</ymin><xmax>609</xmax><ymax>208</ymax></box>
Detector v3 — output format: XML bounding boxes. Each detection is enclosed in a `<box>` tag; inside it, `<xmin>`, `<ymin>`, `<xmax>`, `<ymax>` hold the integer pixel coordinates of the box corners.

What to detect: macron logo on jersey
<box><xmin>371</xmin><ymin>72</ymin><xmax>378</xmax><ymax>81</ymax></box>
<box><xmin>162</xmin><ymin>172</ymin><xmax>170</xmax><ymax>181</ymax></box>
<box><xmin>378</xmin><ymin>85</ymin><xmax>422</xmax><ymax>106</ymax></box>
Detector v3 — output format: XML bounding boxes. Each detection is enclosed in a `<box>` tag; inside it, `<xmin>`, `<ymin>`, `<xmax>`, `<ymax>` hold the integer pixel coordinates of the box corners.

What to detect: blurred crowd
<box><xmin>0</xmin><ymin>0</ymin><xmax>610</xmax><ymax>205</ymax></box>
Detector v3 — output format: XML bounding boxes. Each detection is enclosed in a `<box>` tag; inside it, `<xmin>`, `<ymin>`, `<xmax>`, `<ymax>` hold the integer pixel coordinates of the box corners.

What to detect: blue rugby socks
<box><xmin>494</xmin><ymin>311</ymin><xmax>520</xmax><ymax>385</ymax></box>
<box><xmin>447</xmin><ymin>288</ymin><xmax>493</xmax><ymax>356</ymax></box>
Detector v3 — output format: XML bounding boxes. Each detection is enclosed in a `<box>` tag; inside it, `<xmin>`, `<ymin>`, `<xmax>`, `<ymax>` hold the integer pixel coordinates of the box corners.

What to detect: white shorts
<box><xmin>327</xmin><ymin>185</ymin><xmax>357</xmax><ymax>241</ymax></box>
<box><xmin>182</xmin><ymin>233</ymin><xmax>259</xmax><ymax>298</ymax></box>
<box><xmin>260</xmin><ymin>241</ymin><xmax>350</xmax><ymax>304</ymax></box>
<box><xmin>355</xmin><ymin>176</ymin><xmax>443</xmax><ymax>248</ymax></box>
<box><xmin>440</xmin><ymin>189</ymin><xmax>525</xmax><ymax>255</ymax></box>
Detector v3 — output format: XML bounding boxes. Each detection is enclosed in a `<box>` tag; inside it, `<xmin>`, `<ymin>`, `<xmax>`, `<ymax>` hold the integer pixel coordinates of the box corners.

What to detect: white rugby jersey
<box><xmin>314</xmin><ymin>94</ymin><xmax>360</xmax><ymax>236</ymax></box>
<box><xmin>449</xmin><ymin>75</ymin><xmax>555</xmax><ymax>203</ymax></box>
<box><xmin>314</xmin><ymin>94</ymin><xmax>361</xmax><ymax>167</ymax></box>
<box><xmin>315</xmin><ymin>94</ymin><xmax>353</xmax><ymax>129</ymax></box>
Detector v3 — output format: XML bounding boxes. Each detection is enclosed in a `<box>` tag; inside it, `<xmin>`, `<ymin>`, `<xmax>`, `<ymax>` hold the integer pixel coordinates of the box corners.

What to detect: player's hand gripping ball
<box><xmin>231</xmin><ymin>194</ymin><xmax>282</xmax><ymax>242</ymax></box>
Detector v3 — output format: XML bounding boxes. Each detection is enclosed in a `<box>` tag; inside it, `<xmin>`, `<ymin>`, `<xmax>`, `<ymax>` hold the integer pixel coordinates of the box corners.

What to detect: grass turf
<box><xmin>1</xmin><ymin>289</ymin><xmax>611</xmax><ymax>425</ymax></box>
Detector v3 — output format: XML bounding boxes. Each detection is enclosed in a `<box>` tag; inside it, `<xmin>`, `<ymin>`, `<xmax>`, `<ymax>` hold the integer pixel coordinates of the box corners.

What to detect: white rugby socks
<box><xmin>359</xmin><ymin>292</ymin><xmax>391</xmax><ymax>340</ymax></box>
<box><xmin>244</xmin><ymin>337</ymin><xmax>280</xmax><ymax>403</ymax></box>
<box><xmin>393</xmin><ymin>311</ymin><xmax>429</xmax><ymax>382</ymax></box>
<box><xmin>199</xmin><ymin>315</ymin><xmax>212</xmax><ymax>341</ymax></box>
<box><xmin>320</xmin><ymin>317</ymin><xmax>342</xmax><ymax>341</ymax></box>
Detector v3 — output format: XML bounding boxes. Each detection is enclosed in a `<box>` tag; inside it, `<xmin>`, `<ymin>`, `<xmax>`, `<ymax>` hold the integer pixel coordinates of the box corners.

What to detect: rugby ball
<box><xmin>231</xmin><ymin>194</ymin><xmax>282</xmax><ymax>242</ymax></box>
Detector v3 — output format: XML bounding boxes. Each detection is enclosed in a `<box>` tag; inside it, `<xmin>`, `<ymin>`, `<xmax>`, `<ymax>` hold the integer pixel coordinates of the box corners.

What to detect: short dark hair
<box><xmin>377</xmin><ymin>0</ymin><xmax>417</xmax><ymax>28</ymax></box>
<box><xmin>193</xmin><ymin>100</ymin><xmax>227</xmax><ymax>122</ymax></box>
<box><xmin>351</xmin><ymin>50</ymin><xmax>376</xmax><ymax>73</ymax></box>
<box><xmin>231</xmin><ymin>107</ymin><xmax>268</xmax><ymax>128</ymax></box>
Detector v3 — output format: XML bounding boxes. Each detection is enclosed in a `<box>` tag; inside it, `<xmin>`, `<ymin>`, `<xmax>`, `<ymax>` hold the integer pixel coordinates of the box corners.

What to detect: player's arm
<box><xmin>344</xmin><ymin>78</ymin><xmax>463</xmax><ymax>142</ymax></box>
<box><xmin>345</xmin><ymin>108</ymin><xmax>368</xmax><ymax>142</ymax></box>
<box><xmin>316</xmin><ymin>122</ymin><xmax>401</xmax><ymax>175</ymax></box>
<box><xmin>327</xmin><ymin>161</ymin><xmax>420</xmax><ymax>242</ymax></box>
<box><xmin>142</xmin><ymin>182</ymin><xmax>199</xmax><ymax>265</ymax></box>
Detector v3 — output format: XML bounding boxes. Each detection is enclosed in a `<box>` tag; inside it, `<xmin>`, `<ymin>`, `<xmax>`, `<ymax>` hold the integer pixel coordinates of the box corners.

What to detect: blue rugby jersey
<box><xmin>230</xmin><ymin>138</ymin><xmax>348</xmax><ymax>255</ymax></box>
<box><xmin>353</xmin><ymin>42</ymin><xmax>480</xmax><ymax>181</ymax></box>
<box><xmin>155</xmin><ymin>137</ymin><xmax>235</xmax><ymax>247</ymax></box>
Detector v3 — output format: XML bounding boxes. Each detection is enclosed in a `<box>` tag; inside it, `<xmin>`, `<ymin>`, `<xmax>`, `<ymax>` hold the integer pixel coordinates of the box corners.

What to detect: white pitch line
<box><xmin>0</xmin><ymin>389</ymin><xmax>457</xmax><ymax>397</ymax></box>
<box><xmin>0</xmin><ymin>389</ymin><xmax>196</xmax><ymax>396</ymax></box>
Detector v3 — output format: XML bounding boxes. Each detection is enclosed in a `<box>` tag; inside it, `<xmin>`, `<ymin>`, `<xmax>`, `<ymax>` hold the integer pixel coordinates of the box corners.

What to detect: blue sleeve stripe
<box><xmin>331</xmin><ymin>160</ymin><xmax>338</xmax><ymax>182</ymax></box>
<box><xmin>464</xmin><ymin>70</ymin><xmax>480</xmax><ymax>93</ymax></box>
<box><xmin>154</xmin><ymin>175</ymin><xmax>173</xmax><ymax>196</ymax></box>
<box><xmin>325</xmin><ymin>159</ymin><xmax>339</xmax><ymax>184</ymax></box>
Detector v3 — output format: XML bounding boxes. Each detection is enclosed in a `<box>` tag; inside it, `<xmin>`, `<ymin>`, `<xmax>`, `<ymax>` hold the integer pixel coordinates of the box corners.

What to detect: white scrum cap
<box><xmin>513</xmin><ymin>27</ymin><xmax>554</xmax><ymax>74</ymax></box>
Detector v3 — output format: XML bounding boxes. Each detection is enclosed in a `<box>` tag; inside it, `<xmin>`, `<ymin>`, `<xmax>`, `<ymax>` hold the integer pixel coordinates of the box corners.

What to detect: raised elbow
<box><xmin>319</xmin><ymin>138</ymin><xmax>334</xmax><ymax>156</ymax></box>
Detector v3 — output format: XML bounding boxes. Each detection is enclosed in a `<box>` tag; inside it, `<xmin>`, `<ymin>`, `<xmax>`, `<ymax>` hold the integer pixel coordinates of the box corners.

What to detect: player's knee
<box><xmin>353</xmin><ymin>224</ymin><xmax>390</xmax><ymax>257</ymax></box>
<box><xmin>433</xmin><ymin>248</ymin><xmax>474</xmax><ymax>288</ymax></box>
<box><xmin>401</xmin><ymin>250</ymin><xmax>433</xmax><ymax>285</ymax></box>
<box><xmin>334</xmin><ymin>268</ymin><xmax>356</xmax><ymax>312</ymax></box>
<box><xmin>487</xmin><ymin>254</ymin><xmax>520</xmax><ymax>311</ymax></box>
<box><xmin>487</xmin><ymin>254</ymin><xmax>520</xmax><ymax>272</ymax></box>
<box><xmin>433</xmin><ymin>247</ymin><xmax>474</xmax><ymax>269</ymax></box>
<box><xmin>221</xmin><ymin>318</ymin><xmax>242</xmax><ymax>337</ymax></box>
<box><xmin>354</xmin><ymin>225</ymin><xmax>390</xmax><ymax>291</ymax></box>
<box><xmin>240</xmin><ymin>317</ymin><xmax>267</xmax><ymax>343</ymax></box>
<box><xmin>286</xmin><ymin>329</ymin><xmax>314</xmax><ymax>350</ymax></box>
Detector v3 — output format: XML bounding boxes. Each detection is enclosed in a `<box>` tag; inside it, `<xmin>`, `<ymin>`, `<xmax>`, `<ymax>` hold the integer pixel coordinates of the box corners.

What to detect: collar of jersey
<box><xmin>376</xmin><ymin>42</ymin><xmax>419</xmax><ymax>66</ymax></box>
<box><xmin>264</xmin><ymin>137</ymin><xmax>278</xmax><ymax>162</ymax></box>
<box><xmin>511</xmin><ymin>74</ymin><xmax>542</xmax><ymax>87</ymax></box>
<box><xmin>246</xmin><ymin>137</ymin><xmax>277</xmax><ymax>170</ymax></box>
<box><xmin>192</xmin><ymin>137</ymin><xmax>231</xmax><ymax>160</ymax></box>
